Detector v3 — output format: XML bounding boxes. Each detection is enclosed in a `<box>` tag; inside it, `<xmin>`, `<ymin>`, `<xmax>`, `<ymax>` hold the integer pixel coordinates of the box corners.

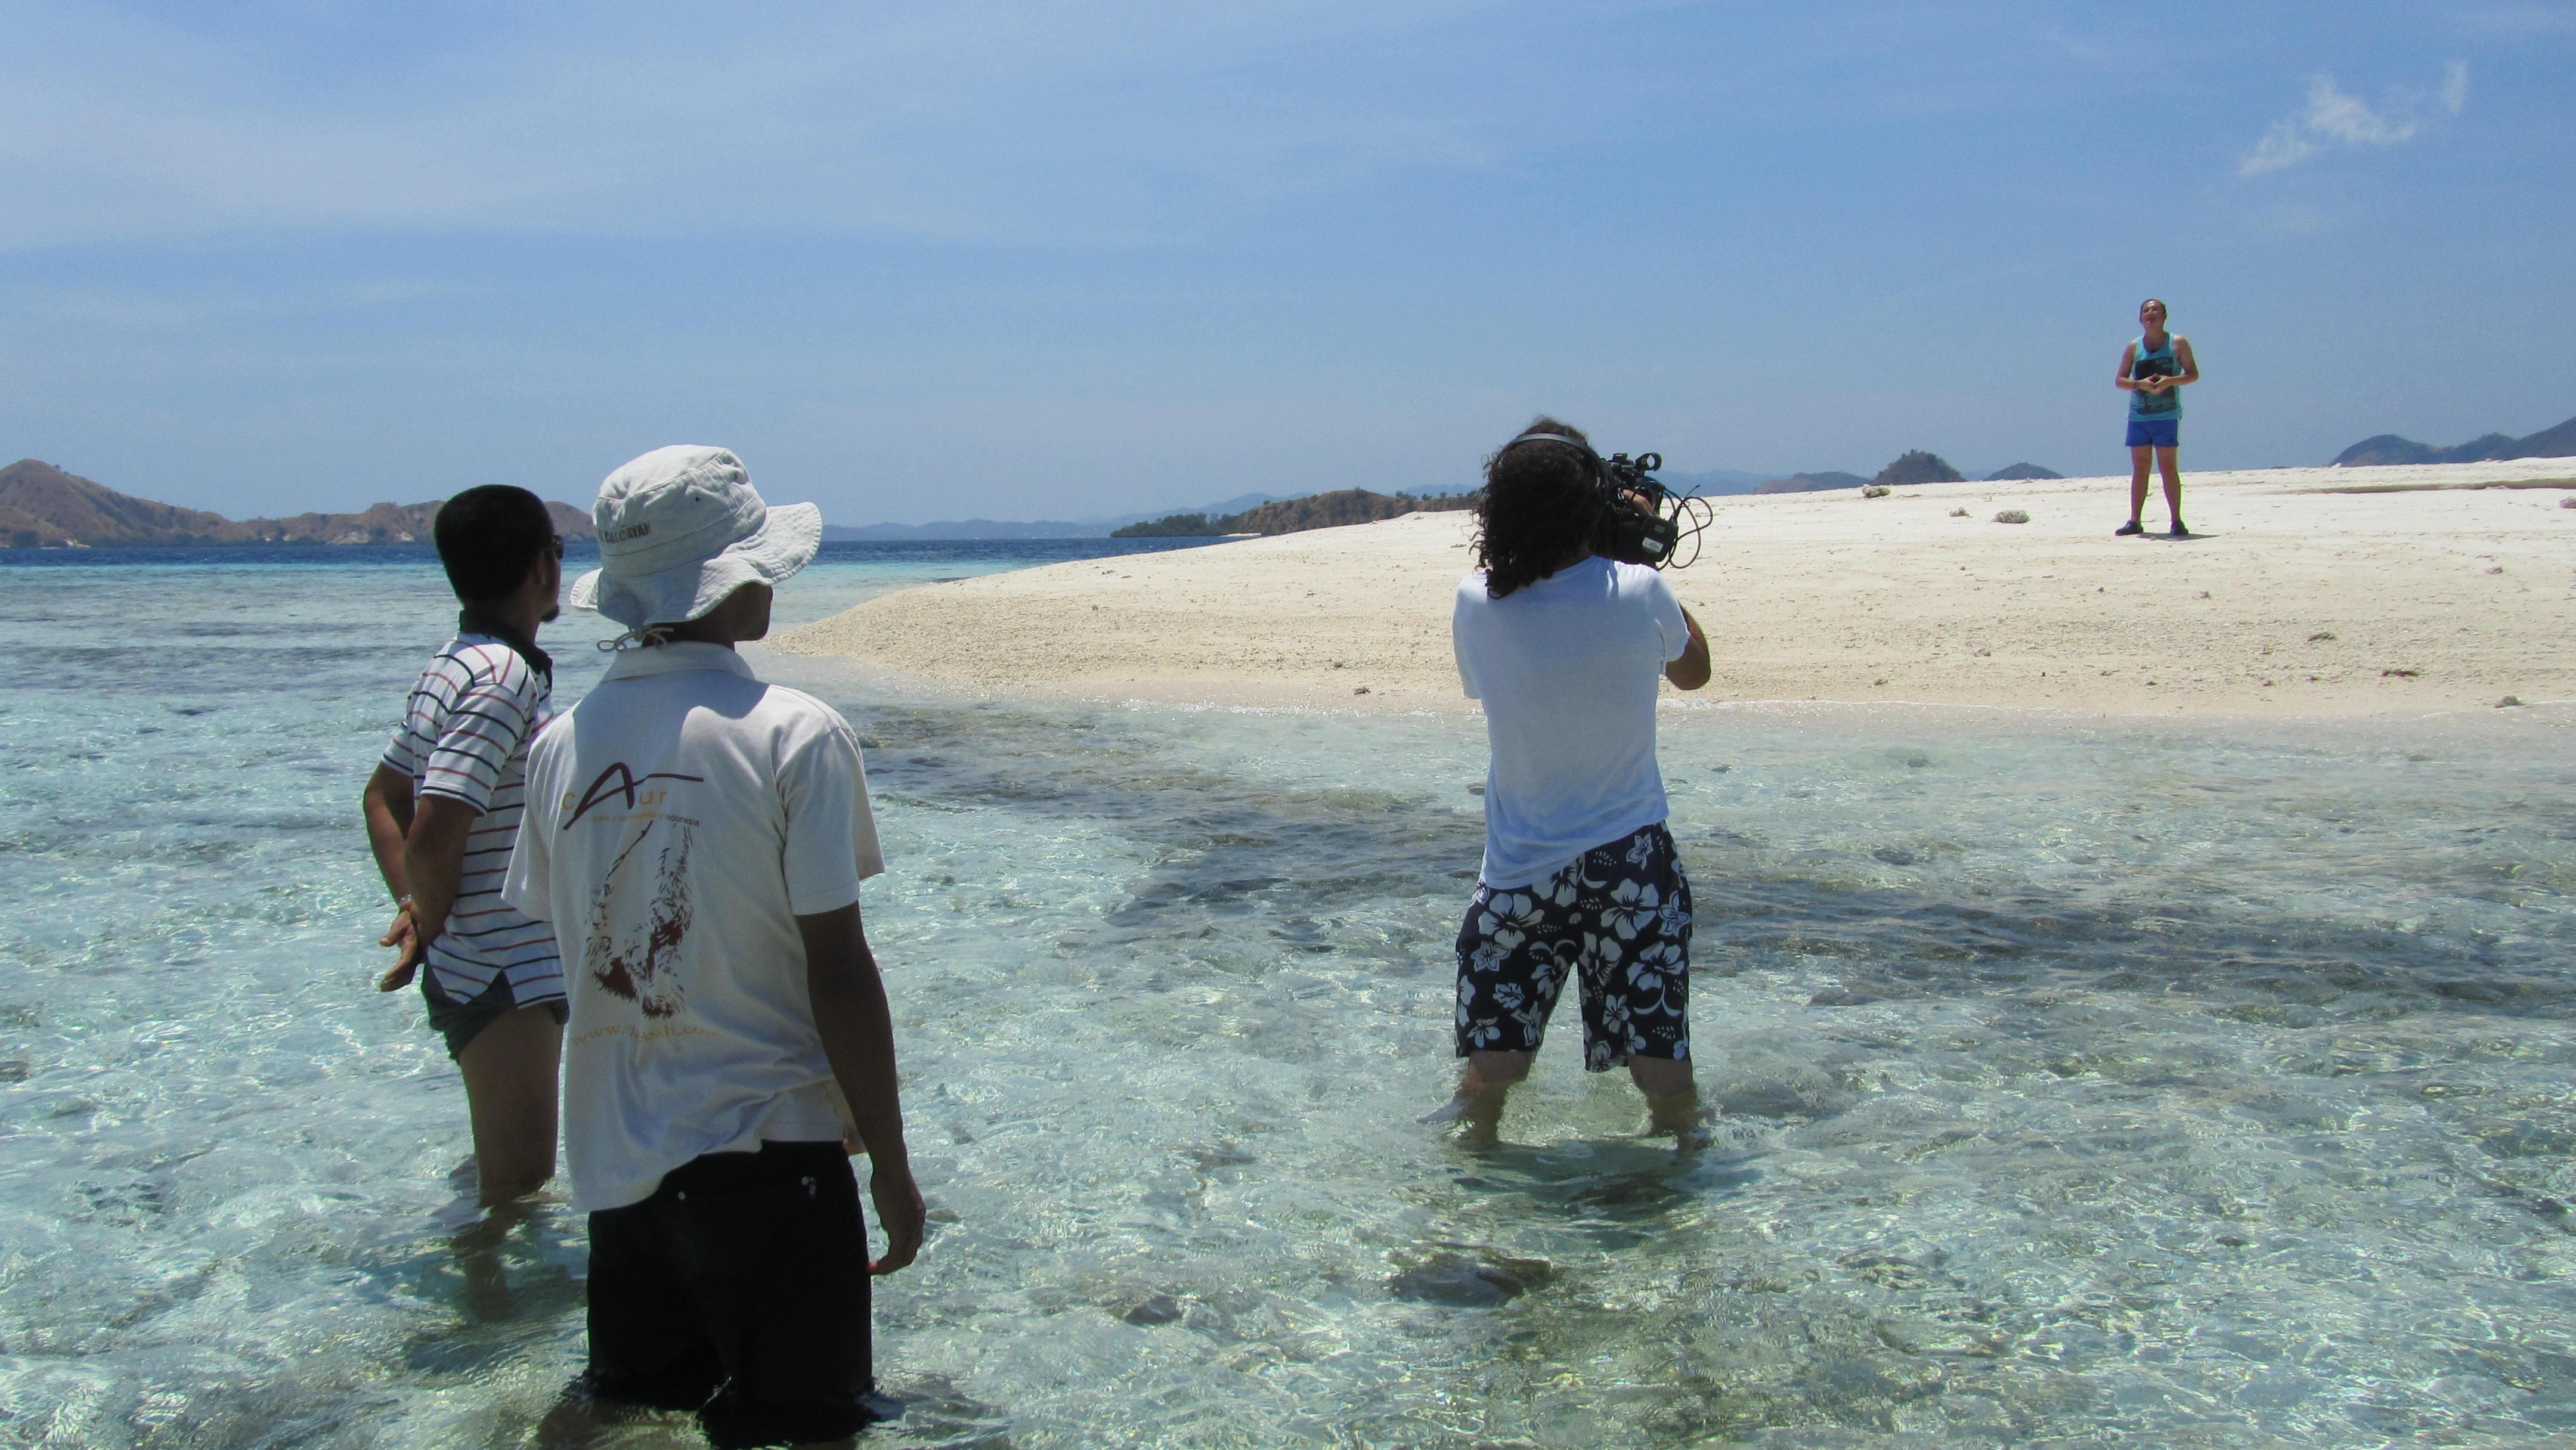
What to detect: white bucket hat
<box><xmin>569</xmin><ymin>445</ymin><xmax>822</xmax><ymax>628</ymax></box>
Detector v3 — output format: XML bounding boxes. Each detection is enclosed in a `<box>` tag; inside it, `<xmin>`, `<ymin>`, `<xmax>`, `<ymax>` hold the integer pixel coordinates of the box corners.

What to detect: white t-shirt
<box><xmin>1453</xmin><ymin>557</ymin><xmax>1691</xmax><ymax>888</ymax></box>
<box><xmin>503</xmin><ymin>642</ymin><xmax>886</xmax><ymax>1212</ymax></box>
<box><xmin>382</xmin><ymin>633</ymin><xmax>561</xmax><ymax>1003</ymax></box>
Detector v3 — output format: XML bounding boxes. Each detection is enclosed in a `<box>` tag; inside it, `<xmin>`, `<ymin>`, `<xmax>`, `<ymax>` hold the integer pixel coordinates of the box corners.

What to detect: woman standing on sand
<box><xmin>2116</xmin><ymin>297</ymin><xmax>2200</xmax><ymax>537</ymax></box>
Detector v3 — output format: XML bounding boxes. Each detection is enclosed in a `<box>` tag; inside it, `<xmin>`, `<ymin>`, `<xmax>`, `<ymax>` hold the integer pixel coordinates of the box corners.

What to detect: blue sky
<box><xmin>4</xmin><ymin>1</ymin><xmax>2571</xmax><ymax>523</ymax></box>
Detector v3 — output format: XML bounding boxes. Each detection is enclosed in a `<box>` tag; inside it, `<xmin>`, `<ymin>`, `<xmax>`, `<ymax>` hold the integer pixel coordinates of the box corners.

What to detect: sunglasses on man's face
<box><xmin>545</xmin><ymin>535</ymin><xmax>566</xmax><ymax>561</ymax></box>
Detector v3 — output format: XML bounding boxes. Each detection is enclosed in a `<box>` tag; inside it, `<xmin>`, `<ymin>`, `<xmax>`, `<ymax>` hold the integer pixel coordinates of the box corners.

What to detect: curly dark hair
<box><xmin>1472</xmin><ymin>416</ymin><xmax>1598</xmax><ymax>598</ymax></box>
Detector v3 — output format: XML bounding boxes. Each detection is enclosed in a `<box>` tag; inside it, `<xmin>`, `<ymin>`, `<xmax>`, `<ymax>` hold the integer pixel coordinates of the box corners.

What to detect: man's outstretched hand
<box><xmin>869</xmin><ymin>1164</ymin><xmax>927</xmax><ymax>1275</ymax></box>
<box><xmin>376</xmin><ymin>904</ymin><xmax>423</xmax><ymax>992</ymax></box>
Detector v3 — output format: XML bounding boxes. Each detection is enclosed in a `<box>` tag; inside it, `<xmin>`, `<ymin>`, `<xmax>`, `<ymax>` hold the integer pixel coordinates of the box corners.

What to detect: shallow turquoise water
<box><xmin>2</xmin><ymin>550</ymin><xmax>2572</xmax><ymax>1447</ymax></box>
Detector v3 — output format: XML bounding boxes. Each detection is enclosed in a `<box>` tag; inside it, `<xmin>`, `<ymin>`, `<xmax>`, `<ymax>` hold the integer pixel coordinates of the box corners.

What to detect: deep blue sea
<box><xmin>2</xmin><ymin>541</ymin><xmax>2573</xmax><ymax>1447</ymax></box>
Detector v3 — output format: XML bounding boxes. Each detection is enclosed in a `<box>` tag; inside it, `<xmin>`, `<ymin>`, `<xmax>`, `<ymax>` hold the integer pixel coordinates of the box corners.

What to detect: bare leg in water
<box><xmin>1425</xmin><ymin>1049</ymin><xmax>1711</xmax><ymax>1147</ymax></box>
<box><xmin>458</xmin><ymin>1002</ymin><xmax>562</xmax><ymax>1204</ymax></box>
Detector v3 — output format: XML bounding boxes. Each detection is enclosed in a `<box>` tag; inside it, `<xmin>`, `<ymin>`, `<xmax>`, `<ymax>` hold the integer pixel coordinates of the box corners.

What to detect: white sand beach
<box><xmin>773</xmin><ymin>460</ymin><xmax>2576</xmax><ymax>717</ymax></box>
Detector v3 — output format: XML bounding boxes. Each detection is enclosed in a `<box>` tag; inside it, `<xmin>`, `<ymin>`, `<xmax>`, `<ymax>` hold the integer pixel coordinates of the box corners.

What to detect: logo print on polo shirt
<box><xmin>564</xmin><ymin>761</ymin><xmax>704</xmax><ymax>829</ymax></box>
<box><xmin>584</xmin><ymin>822</ymin><xmax>693</xmax><ymax>1020</ymax></box>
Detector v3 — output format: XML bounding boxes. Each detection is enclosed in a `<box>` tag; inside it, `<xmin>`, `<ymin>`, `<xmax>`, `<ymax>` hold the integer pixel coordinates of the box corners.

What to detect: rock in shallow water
<box><xmin>1386</xmin><ymin>1250</ymin><xmax>1554</xmax><ymax>1306</ymax></box>
<box><xmin>1116</xmin><ymin>1292</ymin><xmax>1185</xmax><ymax>1326</ymax></box>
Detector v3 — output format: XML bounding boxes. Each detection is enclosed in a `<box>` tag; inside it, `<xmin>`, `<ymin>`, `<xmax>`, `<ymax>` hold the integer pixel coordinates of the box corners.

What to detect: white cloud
<box><xmin>2238</xmin><ymin>62</ymin><xmax>2467</xmax><ymax>176</ymax></box>
<box><xmin>2240</xmin><ymin>119</ymin><xmax>2321</xmax><ymax>175</ymax></box>
<box><xmin>2300</xmin><ymin>77</ymin><xmax>2418</xmax><ymax>146</ymax></box>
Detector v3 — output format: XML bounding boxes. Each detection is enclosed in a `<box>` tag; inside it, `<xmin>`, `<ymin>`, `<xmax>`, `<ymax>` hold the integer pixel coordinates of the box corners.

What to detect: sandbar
<box><xmin>771</xmin><ymin>460</ymin><xmax>2576</xmax><ymax>717</ymax></box>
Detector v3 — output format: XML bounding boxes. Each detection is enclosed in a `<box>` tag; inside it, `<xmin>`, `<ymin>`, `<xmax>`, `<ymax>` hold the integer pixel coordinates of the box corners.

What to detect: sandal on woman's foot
<box><xmin>2115</xmin><ymin>519</ymin><xmax>2144</xmax><ymax>536</ymax></box>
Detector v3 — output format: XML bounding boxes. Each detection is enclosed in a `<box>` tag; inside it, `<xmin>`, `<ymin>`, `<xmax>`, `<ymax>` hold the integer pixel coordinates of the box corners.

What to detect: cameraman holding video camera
<box><xmin>1430</xmin><ymin>417</ymin><xmax>1715</xmax><ymax>1147</ymax></box>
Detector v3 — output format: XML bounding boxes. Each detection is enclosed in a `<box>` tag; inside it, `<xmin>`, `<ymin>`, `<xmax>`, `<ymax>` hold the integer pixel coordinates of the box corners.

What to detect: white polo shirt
<box><xmin>503</xmin><ymin>641</ymin><xmax>886</xmax><ymax>1212</ymax></box>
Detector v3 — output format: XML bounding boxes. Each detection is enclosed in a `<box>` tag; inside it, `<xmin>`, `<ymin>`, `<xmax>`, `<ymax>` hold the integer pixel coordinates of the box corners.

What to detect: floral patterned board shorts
<box><xmin>1454</xmin><ymin>821</ymin><xmax>1692</xmax><ymax>1071</ymax></box>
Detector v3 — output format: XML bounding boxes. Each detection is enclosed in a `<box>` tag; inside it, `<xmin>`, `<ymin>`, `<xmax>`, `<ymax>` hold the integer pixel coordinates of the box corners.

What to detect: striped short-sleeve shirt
<box><xmin>383</xmin><ymin>632</ymin><xmax>564</xmax><ymax>1004</ymax></box>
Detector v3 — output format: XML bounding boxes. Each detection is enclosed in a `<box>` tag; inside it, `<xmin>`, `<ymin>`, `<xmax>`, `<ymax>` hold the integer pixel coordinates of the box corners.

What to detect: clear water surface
<box><xmin>1</xmin><ymin>543</ymin><xmax>2571</xmax><ymax>1447</ymax></box>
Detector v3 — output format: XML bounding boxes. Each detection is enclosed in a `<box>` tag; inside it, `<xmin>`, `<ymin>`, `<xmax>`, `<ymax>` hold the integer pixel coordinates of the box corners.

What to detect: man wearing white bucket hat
<box><xmin>506</xmin><ymin>445</ymin><xmax>922</xmax><ymax>1445</ymax></box>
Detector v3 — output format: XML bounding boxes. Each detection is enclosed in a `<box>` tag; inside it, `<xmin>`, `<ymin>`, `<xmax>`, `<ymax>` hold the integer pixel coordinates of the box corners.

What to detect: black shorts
<box><xmin>582</xmin><ymin>1141</ymin><xmax>886</xmax><ymax>1449</ymax></box>
<box><xmin>420</xmin><ymin>966</ymin><xmax>566</xmax><ymax>1060</ymax></box>
<box><xmin>1454</xmin><ymin>822</ymin><xmax>1693</xmax><ymax>1071</ymax></box>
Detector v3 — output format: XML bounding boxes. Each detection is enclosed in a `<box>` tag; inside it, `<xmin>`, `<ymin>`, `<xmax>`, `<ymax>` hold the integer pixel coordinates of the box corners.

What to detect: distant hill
<box><xmin>2524</xmin><ymin>414</ymin><xmax>2576</xmax><ymax>458</ymax></box>
<box><xmin>1986</xmin><ymin>463</ymin><xmax>2063</xmax><ymax>481</ymax></box>
<box><xmin>1754</xmin><ymin>470</ymin><xmax>1868</xmax><ymax>495</ymax></box>
<box><xmin>2332</xmin><ymin>433</ymin><xmax>2522</xmax><ymax>467</ymax></box>
<box><xmin>822</xmin><ymin>491</ymin><xmax>1287</xmax><ymax>541</ymax></box>
<box><xmin>2331</xmin><ymin>412</ymin><xmax>2576</xmax><ymax>467</ymax></box>
<box><xmin>826</xmin><ymin>468</ymin><xmax>1790</xmax><ymax>535</ymax></box>
<box><xmin>2</xmin><ymin>458</ymin><xmax>234</xmax><ymax>546</ymax></box>
<box><xmin>1872</xmin><ymin>450</ymin><xmax>1964</xmax><ymax>487</ymax></box>
<box><xmin>0</xmin><ymin>459</ymin><xmax>594</xmax><ymax>548</ymax></box>
<box><xmin>1114</xmin><ymin>488</ymin><xmax>1476</xmax><ymax>538</ymax></box>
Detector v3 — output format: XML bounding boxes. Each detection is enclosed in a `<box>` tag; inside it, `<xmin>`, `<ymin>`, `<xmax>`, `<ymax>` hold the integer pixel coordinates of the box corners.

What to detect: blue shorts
<box><xmin>2126</xmin><ymin>417</ymin><xmax>2179</xmax><ymax>449</ymax></box>
<box><xmin>422</xmin><ymin>965</ymin><xmax>565</xmax><ymax>1059</ymax></box>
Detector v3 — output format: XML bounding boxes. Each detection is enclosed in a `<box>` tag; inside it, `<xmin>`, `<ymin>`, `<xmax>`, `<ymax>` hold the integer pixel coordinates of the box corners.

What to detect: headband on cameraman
<box><xmin>1500</xmin><ymin>430</ymin><xmax>1597</xmax><ymax>460</ymax></box>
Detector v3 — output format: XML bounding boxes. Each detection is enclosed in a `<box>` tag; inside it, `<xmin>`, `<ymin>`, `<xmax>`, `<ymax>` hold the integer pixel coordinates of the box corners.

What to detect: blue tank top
<box><xmin>2129</xmin><ymin>334</ymin><xmax>2182</xmax><ymax>419</ymax></box>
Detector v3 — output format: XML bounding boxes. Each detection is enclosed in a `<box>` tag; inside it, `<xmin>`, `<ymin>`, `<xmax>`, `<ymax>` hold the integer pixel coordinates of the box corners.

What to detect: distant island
<box><xmin>1872</xmin><ymin>451</ymin><xmax>1964</xmax><ymax>487</ymax></box>
<box><xmin>1114</xmin><ymin>488</ymin><xmax>1477</xmax><ymax>538</ymax></box>
<box><xmin>2331</xmin><ymin>411</ymin><xmax>2576</xmax><ymax>467</ymax></box>
<box><xmin>1756</xmin><ymin>451</ymin><xmax>2052</xmax><ymax>493</ymax></box>
<box><xmin>828</xmin><ymin>456</ymin><xmax>2067</xmax><ymax>535</ymax></box>
<box><xmin>837</xmin><ymin>468</ymin><xmax>1786</xmax><ymax>535</ymax></box>
<box><xmin>1</xmin><ymin>459</ymin><xmax>595</xmax><ymax>549</ymax></box>
<box><xmin>822</xmin><ymin>491</ymin><xmax>1289</xmax><ymax>541</ymax></box>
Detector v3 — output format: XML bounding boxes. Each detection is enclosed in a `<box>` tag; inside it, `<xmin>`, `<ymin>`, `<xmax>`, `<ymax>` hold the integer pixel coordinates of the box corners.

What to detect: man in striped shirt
<box><xmin>362</xmin><ymin>484</ymin><xmax>568</xmax><ymax>1204</ymax></box>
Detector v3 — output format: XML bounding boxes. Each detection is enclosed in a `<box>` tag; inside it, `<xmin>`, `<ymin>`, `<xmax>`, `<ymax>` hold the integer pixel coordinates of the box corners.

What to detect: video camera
<box><xmin>1501</xmin><ymin>432</ymin><xmax>1700</xmax><ymax>569</ymax></box>
<box><xmin>1596</xmin><ymin>450</ymin><xmax>1681</xmax><ymax>568</ymax></box>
